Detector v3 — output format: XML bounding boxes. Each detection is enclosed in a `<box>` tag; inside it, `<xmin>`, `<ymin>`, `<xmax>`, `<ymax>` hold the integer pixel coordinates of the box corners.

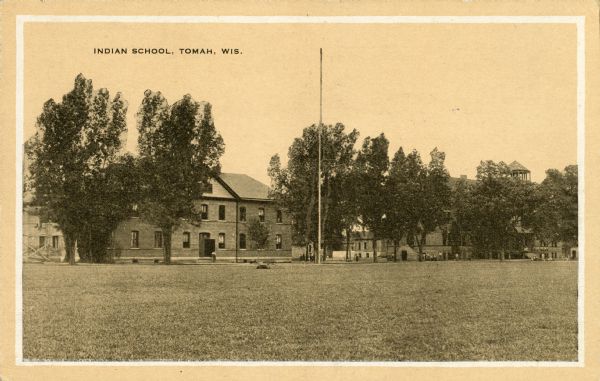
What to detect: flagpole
<box><xmin>317</xmin><ymin>48</ymin><xmax>322</xmax><ymax>264</ymax></box>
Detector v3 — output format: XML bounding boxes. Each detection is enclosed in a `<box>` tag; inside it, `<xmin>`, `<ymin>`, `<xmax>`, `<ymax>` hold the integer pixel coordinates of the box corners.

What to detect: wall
<box><xmin>22</xmin><ymin>206</ymin><xmax>65</xmax><ymax>260</ymax></box>
<box><xmin>109</xmin><ymin>198</ymin><xmax>292</xmax><ymax>261</ymax></box>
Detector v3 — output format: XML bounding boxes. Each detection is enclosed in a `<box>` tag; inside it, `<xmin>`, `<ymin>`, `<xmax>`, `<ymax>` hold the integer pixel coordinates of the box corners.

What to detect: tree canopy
<box><xmin>268</xmin><ymin>123</ymin><xmax>359</xmax><ymax>252</ymax></box>
<box><xmin>531</xmin><ymin>165</ymin><xmax>578</xmax><ymax>247</ymax></box>
<box><xmin>136</xmin><ymin>91</ymin><xmax>224</xmax><ymax>264</ymax></box>
<box><xmin>353</xmin><ymin>134</ymin><xmax>390</xmax><ymax>261</ymax></box>
<box><xmin>385</xmin><ymin>147</ymin><xmax>451</xmax><ymax>257</ymax></box>
<box><xmin>247</xmin><ymin>217</ymin><xmax>270</xmax><ymax>250</ymax></box>
<box><xmin>25</xmin><ymin>74</ymin><xmax>129</xmax><ymax>264</ymax></box>
<box><xmin>462</xmin><ymin>161</ymin><xmax>538</xmax><ymax>259</ymax></box>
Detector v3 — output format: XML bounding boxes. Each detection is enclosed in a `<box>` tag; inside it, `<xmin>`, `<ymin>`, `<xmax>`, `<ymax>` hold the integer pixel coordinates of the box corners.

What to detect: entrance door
<box><xmin>401</xmin><ymin>250</ymin><xmax>408</xmax><ymax>261</ymax></box>
<box><xmin>199</xmin><ymin>233</ymin><xmax>215</xmax><ymax>257</ymax></box>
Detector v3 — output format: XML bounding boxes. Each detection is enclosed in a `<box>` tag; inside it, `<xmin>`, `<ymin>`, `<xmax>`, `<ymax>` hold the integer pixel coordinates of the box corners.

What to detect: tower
<box><xmin>508</xmin><ymin>161</ymin><xmax>530</xmax><ymax>181</ymax></box>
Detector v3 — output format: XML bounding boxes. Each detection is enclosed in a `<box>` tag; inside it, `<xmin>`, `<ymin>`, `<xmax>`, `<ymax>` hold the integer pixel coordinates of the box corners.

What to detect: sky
<box><xmin>23</xmin><ymin>22</ymin><xmax>577</xmax><ymax>184</ymax></box>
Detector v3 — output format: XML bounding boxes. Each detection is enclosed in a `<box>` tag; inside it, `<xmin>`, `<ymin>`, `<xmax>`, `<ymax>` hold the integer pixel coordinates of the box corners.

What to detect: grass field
<box><xmin>22</xmin><ymin>261</ymin><xmax>578</xmax><ymax>361</ymax></box>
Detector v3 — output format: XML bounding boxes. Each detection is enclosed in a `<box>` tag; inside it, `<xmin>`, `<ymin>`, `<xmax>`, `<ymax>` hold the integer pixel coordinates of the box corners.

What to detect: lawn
<box><xmin>22</xmin><ymin>261</ymin><xmax>578</xmax><ymax>361</ymax></box>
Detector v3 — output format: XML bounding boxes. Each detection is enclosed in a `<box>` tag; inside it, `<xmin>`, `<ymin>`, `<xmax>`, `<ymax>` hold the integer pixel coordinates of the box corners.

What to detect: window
<box><xmin>131</xmin><ymin>203</ymin><xmax>139</xmax><ymax>217</ymax></box>
<box><xmin>204</xmin><ymin>183</ymin><xmax>213</xmax><ymax>194</ymax></box>
<box><xmin>39</xmin><ymin>236</ymin><xmax>46</xmax><ymax>248</ymax></box>
<box><xmin>200</xmin><ymin>204</ymin><xmax>208</xmax><ymax>220</ymax></box>
<box><xmin>218</xmin><ymin>233</ymin><xmax>225</xmax><ymax>249</ymax></box>
<box><xmin>52</xmin><ymin>235</ymin><xmax>59</xmax><ymax>249</ymax></box>
<box><xmin>276</xmin><ymin>210</ymin><xmax>283</xmax><ymax>223</ymax></box>
<box><xmin>183</xmin><ymin>232</ymin><xmax>191</xmax><ymax>248</ymax></box>
<box><xmin>276</xmin><ymin>234</ymin><xmax>282</xmax><ymax>250</ymax></box>
<box><xmin>258</xmin><ymin>208</ymin><xmax>265</xmax><ymax>222</ymax></box>
<box><xmin>219</xmin><ymin>205</ymin><xmax>226</xmax><ymax>220</ymax></box>
<box><xmin>131</xmin><ymin>231</ymin><xmax>139</xmax><ymax>248</ymax></box>
<box><xmin>154</xmin><ymin>231</ymin><xmax>163</xmax><ymax>248</ymax></box>
<box><xmin>363</xmin><ymin>242</ymin><xmax>367</xmax><ymax>250</ymax></box>
<box><xmin>239</xmin><ymin>207</ymin><xmax>246</xmax><ymax>222</ymax></box>
<box><xmin>239</xmin><ymin>233</ymin><xmax>247</xmax><ymax>249</ymax></box>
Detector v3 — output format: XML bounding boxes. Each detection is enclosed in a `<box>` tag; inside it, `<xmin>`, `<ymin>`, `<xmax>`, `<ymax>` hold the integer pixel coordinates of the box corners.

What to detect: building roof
<box><xmin>215</xmin><ymin>173</ymin><xmax>271</xmax><ymax>201</ymax></box>
<box><xmin>508</xmin><ymin>161</ymin><xmax>529</xmax><ymax>172</ymax></box>
<box><xmin>448</xmin><ymin>176</ymin><xmax>477</xmax><ymax>188</ymax></box>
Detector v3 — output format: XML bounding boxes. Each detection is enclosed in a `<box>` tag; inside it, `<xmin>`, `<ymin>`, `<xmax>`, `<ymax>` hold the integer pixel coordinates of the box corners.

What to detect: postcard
<box><xmin>1</xmin><ymin>1</ymin><xmax>599</xmax><ymax>380</ymax></box>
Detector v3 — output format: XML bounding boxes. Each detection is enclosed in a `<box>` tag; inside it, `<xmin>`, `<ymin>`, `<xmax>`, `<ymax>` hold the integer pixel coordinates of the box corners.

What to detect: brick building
<box><xmin>108</xmin><ymin>173</ymin><xmax>292</xmax><ymax>262</ymax></box>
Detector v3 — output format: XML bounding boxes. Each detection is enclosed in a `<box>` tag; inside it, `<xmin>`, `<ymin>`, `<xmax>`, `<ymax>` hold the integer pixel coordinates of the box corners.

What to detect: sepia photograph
<box><xmin>11</xmin><ymin>11</ymin><xmax>587</xmax><ymax>370</ymax></box>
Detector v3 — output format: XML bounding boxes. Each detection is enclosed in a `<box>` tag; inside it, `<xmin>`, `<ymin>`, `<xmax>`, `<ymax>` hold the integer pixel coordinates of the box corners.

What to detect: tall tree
<box><xmin>137</xmin><ymin>91</ymin><xmax>224</xmax><ymax>264</ymax></box>
<box><xmin>385</xmin><ymin>147</ymin><xmax>410</xmax><ymax>257</ymax></box>
<box><xmin>448</xmin><ymin>176</ymin><xmax>473</xmax><ymax>258</ymax></box>
<box><xmin>422</xmin><ymin>148</ymin><xmax>452</xmax><ymax>239</ymax></box>
<box><xmin>25</xmin><ymin>74</ymin><xmax>128</xmax><ymax>264</ymax></box>
<box><xmin>268</xmin><ymin>123</ymin><xmax>359</xmax><ymax>259</ymax></box>
<box><xmin>354</xmin><ymin>134</ymin><xmax>390</xmax><ymax>262</ymax></box>
<box><xmin>466</xmin><ymin>160</ymin><xmax>537</xmax><ymax>259</ymax></box>
<box><xmin>386</xmin><ymin>147</ymin><xmax>451</xmax><ymax>258</ymax></box>
<box><xmin>532</xmin><ymin>165</ymin><xmax>578</xmax><ymax>248</ymax></box>
<box><xmin>77</xmin><ymin>154</ymin><xmax>140</xmax><ymax>262</ymax></box>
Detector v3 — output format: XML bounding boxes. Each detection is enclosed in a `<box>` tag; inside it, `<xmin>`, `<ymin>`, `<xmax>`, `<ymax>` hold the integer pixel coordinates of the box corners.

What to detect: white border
<box><xmin>15</xmin><ymin>15</ymin><xmax>586</xmax><ymax>367</ymax></box>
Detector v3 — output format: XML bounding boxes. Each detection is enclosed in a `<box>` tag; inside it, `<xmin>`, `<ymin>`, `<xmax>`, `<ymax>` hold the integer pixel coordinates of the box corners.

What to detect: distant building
<box><xmin>108</xmin><ymin>173</ymin><xmax>292</xmax><ymax>262</ymax></box>
<box><xmin>343</xmin><ymin>162</ymin><xmax>574</xmax><ymax>261</ymax></box>
<box><xmin>22</xmin><ymin>204</ymin><xmax>66</xmax><ymax>262</ymax></box>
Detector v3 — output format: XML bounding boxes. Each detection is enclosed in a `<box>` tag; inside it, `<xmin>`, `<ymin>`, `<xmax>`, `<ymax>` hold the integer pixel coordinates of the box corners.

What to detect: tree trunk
<box><xmin>373</xmin><ymin>237</ymin><xmax>378</xmax><ymax>263</ymax></box>
<box><xmin>163</xmin><ymin>230</ymin><xmax>172</xmax><ymax>265</ymax></box>
<box><xmin>305</xmin><ymin>172</ymin><xmax>317</xmax><ymax>250</ymax></box>
<box><xmin>415</xmin><ymin>234</ymin><xmax>424</xmax><ymax>260</ymax></box>
<box><xmin>64</xmin><ymin>233</ymin><xmax>77</xmax><ymax>265</ymax></box>
<box><xmin>305</xmin><ymin>244</ymin><xmax>309</xmax><ymax>262</ymax></box>
<box><xmin>88</xmin><ymin>225</ymin><xmax>92</xmax><ymax>263</ymax></box>
<box><xmin>346</xmin><ymin>228</ymin><xmax>351</xmax><ymax>262</ymax></box>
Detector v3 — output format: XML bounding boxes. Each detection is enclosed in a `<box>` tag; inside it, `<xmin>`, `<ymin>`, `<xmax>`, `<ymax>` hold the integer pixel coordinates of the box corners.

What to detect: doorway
<box><xmin>199</xmin><ymin>233</ymin><xmax>215</xmax><ymax>257</ymax></box>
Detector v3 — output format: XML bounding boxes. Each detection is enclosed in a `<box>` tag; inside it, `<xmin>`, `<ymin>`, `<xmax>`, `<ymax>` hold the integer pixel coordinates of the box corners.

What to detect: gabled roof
<box><xmin>213</xmin><ymin>173</ymin><xmax>271</xmax><ymax>201</ymax></box>
<box><xmin>508</xmin><ymin>161</ymin><xmax>529</xmax><ymax>172</ymax></box>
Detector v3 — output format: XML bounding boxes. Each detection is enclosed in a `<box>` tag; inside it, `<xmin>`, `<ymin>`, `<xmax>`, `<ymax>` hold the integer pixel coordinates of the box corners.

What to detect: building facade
<box><xmin>22</xmin><ymin>205</ymin><xmax>66</xmax><ymax>262</ymax></box>
<box><xmin>108</xmin><ymin>173</ymin><xmax>292</xmax><ymax>262</ymax></box>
